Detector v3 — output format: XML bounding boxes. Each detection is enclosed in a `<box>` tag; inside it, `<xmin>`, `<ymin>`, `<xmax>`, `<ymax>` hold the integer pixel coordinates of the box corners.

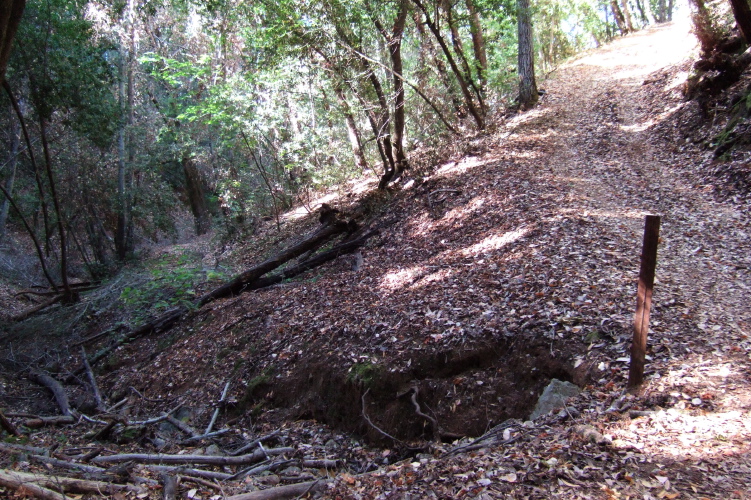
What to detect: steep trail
<box><xmin>537</xmin><ymin>19</ymin><xmax>751</xmax><ymax>357</ymax></box>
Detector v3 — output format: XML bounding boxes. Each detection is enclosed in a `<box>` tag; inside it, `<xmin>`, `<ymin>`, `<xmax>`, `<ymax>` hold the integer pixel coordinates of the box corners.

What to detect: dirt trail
<box><xmin>538</xmin><ymin>20</ymin><xmax>751</xmax><ymax>358</ymax></box>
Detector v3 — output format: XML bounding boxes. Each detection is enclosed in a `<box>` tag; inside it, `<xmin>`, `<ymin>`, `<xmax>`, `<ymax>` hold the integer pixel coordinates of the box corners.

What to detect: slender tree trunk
<box><xmin>39</xmin><ymin>117</ymin><xmax>72</xmax><ymax>299</ymax></box>
<box><xmin>0</xmin><ymin>107</ymin><xmax>19</xmax><ymax>240</ymax></box>
<box><xmin>3</xmin><ymin>80</ymin><xmax>51</xmax><ymax>251</ymax></box>
<box><xmin>413</xmin><ymin>10</ymin><xmax>465</xmax><ymax>118</ymax></box>
<box><xmin>0</xmin><ymin>0</ymin><xmax>25</xmax><ymax>79</ymax></box>
<box><xmin>465</xmin><ymin>0</ymin><xmax>488</xmax><ymax>91</ymax></box>
<box><xmin>445</xmin><ymin>0</ymin><xmax>485</xmax><ymax>112</ymax></box>
<box><xmin>667</xmin><ymin>0</ymin><xmax>674</xmax><ymax>20</ymax></box>
<box><xmin>517</xmin><ymin>0</ymin><xmax>539</xmax><ymax>110</ymax></box>
<box><xmin>621</xmin><ymin>0</ymin><xmax>635</xmax><ymax>32</ymax></box>
<box><xmin>412</xmin><ymin>0</ymin><xmax>485</xmax><ymax>129</ymax></box>
<box><xmin>115</xmin><ymin>49</ymin><xmax>128</xmax><ymax>260</ymax></box>
<box><xmin>729</xmin><ymin>0</ymin><xmax>751</xmax><ymax>42</ymax></box>
<box><xmin>611</xmin><ymin>0</ymin><xmax>629</xmax><ymax>32</ymax></box>
<box><xmin>332</xmin><ymin>83</ymin><xmax>369</xmax><ymax>172</ymax></box>
<box><xmin>370</xmin><ymin>0</ymin><xmax>409</xmax><ymax>189</ymax></box>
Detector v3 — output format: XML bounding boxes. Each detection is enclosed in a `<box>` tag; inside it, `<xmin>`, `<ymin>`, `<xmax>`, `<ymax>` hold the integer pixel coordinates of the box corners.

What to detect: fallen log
<box><xmin>23</xmin><ymin>415</ymin><xmax>76</xmax><ymax>429</ymax></box>
<box><xmin>11</xmin><ymin>295</ymin><xmax>63</xmax><ymax>322</ymax></box>
<box><xmin>91</xmin><ymin>447</ymin><xmax>295</xmax><ymax>466</ymax></box>
<box><xmin>2</xmin><ymin>470</ymin><xmax>141</xmax><ymax>495</ymax></box>
<box><xmin>0</xmin><ymin>409</ymin><xmax>19</xmax><ymax>436</ymax></box>
<box><xmin>225</xmin><ymin>479</ymin><xmax>330</xmax><ymax>500</ymax></box>
<box><xmin>143</xmin><ymin>465</ymin><xmax>233</xmax><ymax>481</ymax></box>
<box><xmin>0</xmin><ymin>469</ymin><xmax>71</xmax><ymax>500</ymax></box>
<box><xmin>79</xmin><ymin>221</ymin><xmax>356</xmax><ymax>373</ymax></box>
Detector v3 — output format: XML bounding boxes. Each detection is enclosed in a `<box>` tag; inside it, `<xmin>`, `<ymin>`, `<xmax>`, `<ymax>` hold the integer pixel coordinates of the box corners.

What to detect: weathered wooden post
<box><xmin>628</xmin><ymin>215</ymin><xmax>661</xmax><ymax>389</ymax></box>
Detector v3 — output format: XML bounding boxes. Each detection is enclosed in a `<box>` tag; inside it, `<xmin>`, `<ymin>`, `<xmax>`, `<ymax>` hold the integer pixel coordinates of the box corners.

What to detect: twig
<box><xmin>230</xmin><ymin>431</ymin><xmax>280</xmax><ymax>456</ymax></box>
<box><xmin>205</xmin><ymin>379</ymin><xmax>232</xmax><ymax>435</ymax></box>
<box><xmin>408</xmin><ymin>386</ymin><xmax>440</xmax><ymax>441</ymax></box>
<box><xmin>361</xmin><ymin>389</ymin><xmax>402</xmax><ymax>443</ymax></box>
<box><xmin>179</xmin><ymin>428</ymin><xmax>230</xmax><ymax>445</ymax></box>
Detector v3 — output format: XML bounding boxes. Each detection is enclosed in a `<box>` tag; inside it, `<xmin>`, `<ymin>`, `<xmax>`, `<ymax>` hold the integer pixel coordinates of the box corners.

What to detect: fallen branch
<box><xmin>179</xmin><ymin>428</ymin><xmax>230</xmax><ymax>445</ymax></box>
<box><xmin>143</xmin><ymin>465</ymin><xmax>233</xmax><ymax>481</ymax></box>
<box><xmin>0</xmin><ymin>469</ymin><xmax>71</xmax><ymax>500</ymax></box>
<box><xmin>3</xmin><ymin>470</ymin><xmax>141</xmax><ymax>495</ymax></box>
<box><xmin>80</xmin><ymin>347</ymin><xmax>105</xmax><ymax>412</ymax></box>
<box><xmin>0</xmin><ymin>409</ymin><xmax>19</xmax><ymax>436</ymax></box>
<box><xmin>91</xmin><ymin>447</ymin><xmax>295</xmax><ymax>466</ymax></box>
<box><xmin>230</xmin><ymin>431</ymin><xmax>281</xmax><ymax>456</ymax></box>
<box><xmin>225</xmin><ymin>479</ymin><xmax>330</xmax><ymax>500</ymax></box>
<box><xmin>27</xmin><ymin>371</ymin><xmax>72</xmax><ymax>417</ymax></box>
<box><xmin>361</xmin><ymin>388</ymin><xmax>402</xmax><ymax>444</ymax></box>
<box><xmin>160</xmin><ymin>474</ymin><xmax>177</xmax><ymax>500</ymax></box>
<box><xmin>23</xmin><ymin>415</ymin><xmax>76</xmax><ymax>429</ymax></box>
<box><xmin>165</xmin><ymin>414</ymin><xmax>199</xmax><ymax>438</ymax></box>
<box><xmin>11</xmin><ymin>295</ymin><xmax>64</xmax><ymax>322</ymax></box>
<box><xmin>205</xmin><ymin>379</ymin><xmax>232</xmax><ymax>435</ymax></box>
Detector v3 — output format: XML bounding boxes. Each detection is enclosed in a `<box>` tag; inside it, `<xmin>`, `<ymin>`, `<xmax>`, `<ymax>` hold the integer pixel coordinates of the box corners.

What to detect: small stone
<box><xmin>691</xmin><ymin>398</ymin><xmax>702</xmax><ymax>406</ymax></box>
<box><xmin>281</xmin><ymin>466</ymin><xmax>301</xmax><ymax>476</ymax></box>
<box><xmin>325</xmin><ymin>439</ymin><xmax>338</xmax><ymax>449</ymax></box>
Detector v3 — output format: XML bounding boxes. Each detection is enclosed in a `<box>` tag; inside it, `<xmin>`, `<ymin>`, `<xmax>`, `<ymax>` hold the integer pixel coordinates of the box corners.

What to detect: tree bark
<box><xmin>0</xmin><ymin>106</ymin><xmax>19</xmax><ymax>240</ymax></box>
<box><xmin>611</xmin><ymin>0</ymin><xmax>629</xmax><ymax>33</ymax></box>
<box><xmin>0</xmin><ymin>0</ymin><xmax>25</xmax><ymax>80</ymax></box>
<box><xmin>465</xmin><ymin>0</ymin><xmax>488</xmax><ymax>90</ymax></box>
<box><xmin>729</xmin><ymin>0</ymin><xmax>751</xmax><ymax>43</ymax></box>
<box><xmin>620</xmin><ymin>0</ymin><xmax>635</xmax><ymax>32</ymax></box>
<box><xmin>412</xmin><ymin>0</ymin><xmax>485</xmax><ymax>129</ymax></box>
<box><xmin>182</xmin><ymin>156</ymin><xmax>211</xmax><ymax>235</ymax></box>
<box><xmin>517</xmin><ymin>0</ymin><xmax>539</xmax><ymax>110</ymax></box>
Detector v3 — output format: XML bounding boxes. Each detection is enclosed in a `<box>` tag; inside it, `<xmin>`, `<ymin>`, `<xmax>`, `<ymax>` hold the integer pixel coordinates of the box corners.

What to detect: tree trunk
<box><xmin>445</xmin><ymin>0</ymin><xmax>485</xmax><ymax>112</ymax></box>
<box><xmin>370</xmin><ymin>0</ymin><xmax>409</xmax><ymax>189</ymax></box>
<box><xmin>39</xmin><ymin>117</ymin><xmax>73</xmax><ymax>299</ymax></box>
<box><xmin>0</xmin><ymin>107</ymin><xmax>19</xmax><ymax>240</ymax></box>
<box><xmin>332</xmin><ymin>82</ymin><xmax>369</xmax><ymax>172</ymax></box>
<box><xmin>729</xmin><ymin>0</ymin><xmax>751</xmax><ymax>43</ymax></box>
<box><xmin>517</xmin><ymin>0</ymin><xmax>539</xmax><ymax>110</ymax></box>
<box><xmin>0</xmin><ymin>0</ymin><xmax>25</xmax><ymax>80</ymax></box>
<box><xmin>182</xmin><ymin>156</ymin><xmax>211</xmax><ymax>235</ymax></box>
<box><xmin>611</xmin><ymin>0</ymin><xmax>629</xmax><ymax>33</ymax></box>
<box><xmin>412</xmin><ymin>0</ymin><xmax>485</xmax><ymax>129</ymax></box>
<box><xmin>465</xmin><ymin>0</ymin><xmax>488</xmax><ymax>91</ymax></box>
<box><xmin>620</xmin><ymin>0</ymin><xmax>635</xmax><ymax>32</ymax></box>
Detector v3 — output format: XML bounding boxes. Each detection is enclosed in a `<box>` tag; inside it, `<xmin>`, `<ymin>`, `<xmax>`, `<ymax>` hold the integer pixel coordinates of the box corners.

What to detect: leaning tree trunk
<box><xmin>517</xmin><ymin>0</ymin><xmax>539</xmax><ymax>110</ymax></box>
<box><xmin>0</xmin><ymin>0</ymin><xmax>25</xmax><ymax>80</ymax></box>
<box><xmin>412</xmin><ymin>0</ymin><xmax>485</xmax><ymax>129</ymax></box>
<box><xmin>465</xmin><ymin>0</ymin><xmax>488</xmax><ymax>91</ymax></box>
<box><xmin>729</xmin><ymin>0</ymin><xmax>751</xmax><ymax>43</ymax></box>
<box><xmin>611</xmin><ymin>0</ymin><xmax>629</xmax><ymax>32</ymax></box>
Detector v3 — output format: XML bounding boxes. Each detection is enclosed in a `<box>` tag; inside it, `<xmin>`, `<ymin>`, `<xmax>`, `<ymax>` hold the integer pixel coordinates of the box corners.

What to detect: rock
<box><xmin>529</xmin><ymin>379</ymin><xmax>581</xmax><ymax>420</ymax></box>
<box><xmin>206</xmin><ymin>444</ymin><xmax>222</xmax><ymax>456</ymax></box>
<box><xmin>325</xmin><ymin>439</ymin><xmax>338</xmax><ymax>449</ymax></box>
<box><xmin>281</xmin><ymin>466</ymin><xmax>301</xmax><ymax>476</ymax></box>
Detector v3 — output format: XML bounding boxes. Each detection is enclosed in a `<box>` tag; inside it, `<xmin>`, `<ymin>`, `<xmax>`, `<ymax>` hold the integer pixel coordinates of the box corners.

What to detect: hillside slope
<box><xmin>2</xmin><ymin>17</ymin><xmax>750</xmax><ymax>499</ymax></box>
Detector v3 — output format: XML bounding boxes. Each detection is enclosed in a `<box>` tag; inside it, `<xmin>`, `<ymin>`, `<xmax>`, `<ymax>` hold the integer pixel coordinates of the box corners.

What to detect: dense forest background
<box><xmin>0</xmin><ymin>0</ymin><xmax>680</xmax><ymax>291</ymax></box>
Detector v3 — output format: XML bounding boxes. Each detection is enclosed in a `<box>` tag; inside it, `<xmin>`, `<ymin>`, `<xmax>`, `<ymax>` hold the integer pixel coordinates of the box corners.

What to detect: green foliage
<box><xmin>346</xmin><ymin>362</ymin><xmax>381</xmax><ymax>388</ymax></box>
<box><xmin>119</xmin><ymin>254</ymin><xmax>227</xmax><ymax>323</ymax></box>
<box><xmin>10</xmin><ymin>0</ymin><xmax>120</xmax><ymax>148</ymax></box>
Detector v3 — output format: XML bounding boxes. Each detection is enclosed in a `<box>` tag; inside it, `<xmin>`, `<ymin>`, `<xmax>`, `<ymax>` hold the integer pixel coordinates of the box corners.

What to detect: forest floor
<box><xmin>2</xmin><ymin>15</ymin><xmax>751</xmax><ymax>500</ymax></box>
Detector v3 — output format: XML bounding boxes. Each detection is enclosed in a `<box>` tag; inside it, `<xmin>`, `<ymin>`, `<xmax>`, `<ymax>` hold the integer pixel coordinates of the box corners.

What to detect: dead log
<box><xmin>143</xmin><ymin>465</ymin><xmax>233</xmax><ymax>481</ymax></box>
<box><xmin>11</xmin><ymin>295</ymin><xmax>63</xmax><ymax>322</ymax></box>
<box><xmin>0</xmin><ymin>469</ymin><xmax>71</xmax><ymax>500</ymax></box>
<box><xmin>79</xmin><ymin>222</ymin><xmax>353</xmax><ymax>374</ymax></box>
<box><xmin>27</xmin><ymin>371</ymin><xmax>72</xmax><ymax>417</ymax></box>
<box><xmin>165</xmin><ymin>414</ymin><xmax>200</xmax><ymax>438</ymax></box>
<box><xmin>91</xmin><ymin>447</ymin><xmax>295</xmax><ymax>466</ymax></box>
<box><xmin>225</xmin><ymin>479</ymin><xmax>330</xmax><ymax>500</ymax></box>
<box><xmin>0</xmin><ymin>408</ymin><xmax>19</xmax><ymax>436</ymax></box>
<box><xmin>23</xmin><ymin>415</ymin><xmax>76</xmax><ymax>428</ymax></box>
<box><xmin>2</xmin><ymin>470</ymin><xmax>141</xmax><ymax>495</ymax></box>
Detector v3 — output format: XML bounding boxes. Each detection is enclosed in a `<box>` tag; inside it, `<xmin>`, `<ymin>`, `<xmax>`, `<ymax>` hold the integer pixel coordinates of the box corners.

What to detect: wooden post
<box><xmin>628</xmin><ymin>215</ymin><xmax>661</xmax><ymax>389</ymax></box>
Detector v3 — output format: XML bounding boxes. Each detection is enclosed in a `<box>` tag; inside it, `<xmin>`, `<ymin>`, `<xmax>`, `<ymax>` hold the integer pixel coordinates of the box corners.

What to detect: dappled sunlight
<box><xmin>557</xmin><ymin>206</ymin><xmax>651</xmax><ymax>220</ymax></box>
<box><xmin>379</xmin><ymin>266</ymin><xmax>423</xmax><ymax>292</ymax></box>
<box><xmin>434</xmin><ymin>155</ymin><xmax>494</xmax><ymax>177</ymax></box>
<box><xmin>461</xmin><ymin>226</ymin><xmax>532</xmax><ymax>258</ymax></box>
